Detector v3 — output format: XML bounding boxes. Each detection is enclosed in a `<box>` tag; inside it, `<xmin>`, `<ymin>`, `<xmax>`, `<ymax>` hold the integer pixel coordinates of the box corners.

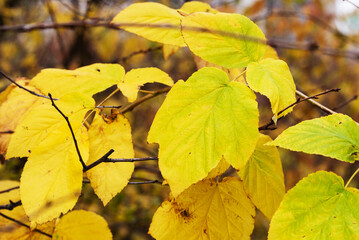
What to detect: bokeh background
<box><xmin>0</xmin><ymin>0</ymin><xmax>359</xmax><ymax>239</ymax></box>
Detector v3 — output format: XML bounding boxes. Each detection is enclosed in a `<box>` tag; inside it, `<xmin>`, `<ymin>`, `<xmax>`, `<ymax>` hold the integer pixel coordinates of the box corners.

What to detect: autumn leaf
<box><xmin>0</xmin><ymin>180</ymin><xmax>55</xmax><ymax>239</ymax></box>
<box><xmin>239</xmin><ymin>134</ymin><xmax>285</xmax><ymax>219</ymax></box>
<box><xmin>112</xmin><ymin>2</ymin><xmax>185</xmax><ymax>46</ymax></box>
<box><xmin>0</xmin><ymin>80</ymin><xmax>39</xmax><ymax>157</ymax></box>
<box><xmin>86</xmin><ymin>112</ymin><xmax>134</xmax><ymax>205</ymax></box>
<box><xmin>179</xmin><ymin>1</ymin><xmax>218</xmax><ymax>14</ymax></box>
<box><xmin>148</xmin><ymin>67</ymin><xmax>259</xmax><ymax>196</ymax></box>
<box><xmin>149</xmin><ymin>177</ymin><xmax>255</xmax><ymax>240</ymax></box>
<box><xmin>53</xmin><ymin>210</ymin><xmax>112</xmax><ymax>240</ymax></box>
<box><xmin>181</xmin><ymin>12</ymin><xmax>266</xmax><ymax>68</ymax></box>
<box><xmin>269</xmin><ymin>171</ymin><xmax>359</xmax><ymax>240</ymax></box>
<box><xmin>268</xmin><ymin>113</ymin><xmax>359</xmax><ymax>163</ymax></box>
<box><xmin>6</xmin><ymin>93</ymin><xmax>94</xmax><ymax>159</ymax></box>
<box><xmin>30</xmin><ymin>63</ymin><xmax>125</xmax><ymax>99</ymax></box>
<box><xmin>246</xmin><ymin>58</ymin><xmax>296</xmax><ymax>119</ymax></box>
<box><xmin>118</xmin><ymin>67</ymin><xmax>173</xmax><ymax>102</ymax></box>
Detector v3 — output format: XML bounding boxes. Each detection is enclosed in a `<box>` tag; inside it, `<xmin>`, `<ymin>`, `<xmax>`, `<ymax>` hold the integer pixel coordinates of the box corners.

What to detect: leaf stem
<box><xmin>231</xmin><ymin>70</ymin><xmax>247</xmax><ymax>82</ymax></box>
<box><xmin>345</xmin><ymin>167</ymin><xmax>359</xmax><ymax>188</ymax></box>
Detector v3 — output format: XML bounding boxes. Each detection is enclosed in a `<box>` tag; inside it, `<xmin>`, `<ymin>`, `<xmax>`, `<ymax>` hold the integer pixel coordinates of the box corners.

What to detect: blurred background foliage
<box><xmin>0</xmin><ymin>0</ymin><xmax>359</xmax><ymax>239</ymax></box>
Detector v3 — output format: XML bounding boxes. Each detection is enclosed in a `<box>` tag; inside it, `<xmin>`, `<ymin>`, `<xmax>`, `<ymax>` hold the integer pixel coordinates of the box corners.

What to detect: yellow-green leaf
<box><xmin>118</xmin><ymin>67</ymin><xmax>173</xmax><ymax>102</ymax></box>
<box><xmin>268</xmin><ymin>113</ymin><xmax>359</xmax><ymax>163</ymax></box>
<box><xmin>148</xmin><ymin>67</ymin><xmax>259</xmax><ymax>196</ymax></box>
<box><xmin>246</xmin><ymin>58</ymin><xmax>296</xmax><ymax>119</ymax></box>
<box><xmin>0</xmin><ymin>81</ymin><xmax>39</xmax><ymax>156</ymax></box>
<box><xmin>269</xmin><ymin>171</ymin><xmax>359</xmax><ymax>240</ymax></box>
<box><xmin>20</xmin><ymin>126</ymin><xmax>89</xmax><ymax>224</ymax></box>
<box><xmin>6</xmin><ymin>93</ymin><xmax>94</xmax><ymax>159</ymax></box>
<box><xmin>179</xmin><ymin>1</ymin><xmax>218</xmax><ymax>14</ymax></box>
<box><xmin>30</xmin><ymin>63</ymin><xmax>125</xmax><ymax>98</ymax></box>
<box><xmin>239</xmin><ymin>134</ymin><xmax>285</xmax><ymax>219</ymax></box>
<box><xmin>0</xmin><ymin>181</ymin><xmax>55</xmax><ymax>239</ymax></box>
<box><xmin>53</xmin><ymin>210</ymin><xmax>112</xmax><ymax>240</ymax></box>
<box><xmin>86</xmin><ymin>112</ymin><xmax>134</xmax><ymax>205</ymax></box>
<box><xmin>149</xmin><ymin>177</ymin><xmax>255</xmax><ymax>240</ymax></box>
<box><xmin>181</xmin><ymin>12</ymin><xmax>266</xmax><ymax>68</ymax></box>
<box><xmin>112</xmin><ymin>2</ymin><xmax>185</xmax><ymax>46</ymax></box>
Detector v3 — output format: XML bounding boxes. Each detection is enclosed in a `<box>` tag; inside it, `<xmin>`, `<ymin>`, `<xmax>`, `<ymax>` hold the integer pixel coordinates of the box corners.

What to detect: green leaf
<box><xmin>246</xmin><ymin>58</ymin><xmax>296</xmax><ymax>119</ymax></box>
<box><xmin>239</xmin><ymin>134</ymin><xmax>285</xmax><ymax>219</ymax></box>
<box><xmin>30</xmin><ymin>63</ymin><xmax>125</xmax><ymax>98</ymax></box>
<box><xmin>181</xmin><ymin>12</ymin><xmax>266</xmax><ymax>68</ymax></box>
<box><xmin>268</xmin><ymin>113</ymin><xmax>359</xmax><ymax>163</ymax></box>
<box><xmin>148</xmin><ymin>67</ymin><xmax>259</xmax><ymax>196</ymax></box>
<box><xmin>112</xmin><ymin>2</ymin><xmax>185</xmax><ymax>46</ymax></box>
<box><xmin>268</xmin><ymin>171</ymin><xmax>359</xmax><ymax>240</ymax></box>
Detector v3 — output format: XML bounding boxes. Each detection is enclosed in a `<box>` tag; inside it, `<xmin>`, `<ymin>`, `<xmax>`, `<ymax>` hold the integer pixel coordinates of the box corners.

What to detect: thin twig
<box><xmin>0</xmin><ymin>130</ymin><xmax>14</xmax><ymax>134</ymax></box>
<box><xmin>259</xmin><ymin>88</ymin><xmax>341</xmax><ymax>131</ymax></box>
<box><xmin>343</xmin><ymin>0</ymin><xmax>359</xmax><ymax>9</ymax></box>
<box><xmin>0</xmin><ymin>212</ymin><xmax>52</xmax><ymax>238</ymax></box>
<box><xmin>84</xmin><ymin>149</ymin><xmax>115</xmax><ymax>171</ymax></box>
<box><xmin>333</xmin><ymin>94</ymin><xmax>358</xmax><ymax>111</ymax></box>
<box><xmin>82</xmin><ymin>178</ymin><xmax>162</xmax><ymax>185</ymax></box>
<box><xmin>0</xmin><ymin>200</ymin><xmax>22</xmax><ymax>210</ymax></box>
<box><xmin>95</xmin><ymin>105</ymin><xmax>122</xmax><ymax>109</ymax></box>
<box><xmin>0</xmin><ymin>186</ymin><xmax>19</xmax><ymax>194</ymax></box>
<box><xmin>0</xmin><ymin>71</ymin><xmax>55</xmax><ymax>100</ymax></box>
<box><xmin>120</xmin><ymin>46</ymin><xmax>162</xmax><ymax>63</ymax></box>
<box><xmin>49</xmin><ymin>93</ymin><xmax>86</xmax><ymax>169</ymax></box>
<box><xmin>120</xmin><ymin>86</ymin><xmax>171</xmax><ymax>114</ymax></box>
<box><xmin>295</xmin><ymin>89</ymin><xmax>337</xmax><ymax>115</ymax></box>
<box><xmin>105</xmin><ymin>156</ymin><xmax>158</xmax><ymax>163</ymax></box>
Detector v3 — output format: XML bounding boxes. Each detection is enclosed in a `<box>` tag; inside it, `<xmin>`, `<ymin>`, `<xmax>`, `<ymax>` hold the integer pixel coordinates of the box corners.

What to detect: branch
<box><xmin>0</xmin><ymin>212</ymin><xmax>52</xmax><ymax>238</ymax></box>
<box><xmin>0</xmin><ymin>70</ymin><xmax>55</xmax><ymax>100</ymax></box>
<box><xmin>333</xmin><ymin>94</ymin><xmax>358</xmax><ymax>111</ymax></box>
<box><xmin>0</xmin><ymin>200</ymin><xmax>22</xmax><ymax>210</ymax></box>
<box><xmin>295</xmin><ymin>89</ymin><xmax>337</xmax><ymax>115</ymax></box>
<box><xmin>83</xmin><ymin>149</ymin><xmax>114</xmax><ymax>171</ymax></box>
<box><xmin>0</xmin><ymin>186</ymin><xmax>19</xmax><ymax>194</ymax></box>
<box><xmin>120</xmin><ymin>86</ymin><xmax>171</xmax><ymax>114</ymax></box>
<box><xmin>0</xmin><ymin>130</ymin><xmax>14</xmax><ymax>134</ymax></box>
<box><xmin>259</xmin><ymin>88</ymin><xmax>341</xmax><ymax>131</ymax></box>
<box><xmin>105</xmin><ymin>156</ymin><xmax>158</xmax><ymax>163</ymax></box>
<box><xmin>0</xmin><ymin>20</ymin><xmax>358</xmax><ymax>60</ymax></box>
<box><xmin>49</xmin><ymin>93</ymin><xmax>87</xmax><ymax>169</ymax></box>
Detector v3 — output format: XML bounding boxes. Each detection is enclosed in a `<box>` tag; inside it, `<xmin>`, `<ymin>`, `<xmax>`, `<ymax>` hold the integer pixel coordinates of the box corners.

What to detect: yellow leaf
<box><xmin>118</xmin><ymin>67</ymin><xmax>173</xmax><ymax>102</ymax></box>
<box><xmin>6</xmin><ymin>93</ymin><xmax>94</xmax><ymax>159</ymax></box>
<box><xmin>0</xmin><ymin>181</ymin><xmax>54</xmax><ymax>239</ymax></box>
<box><xmin>53</xmin><ymin>210</ymin><xmax>112</xmax><ymax>240</ymax></box>
<box><xmin>162</xmin><ymin>44</ymin><xmax>181</xmax><ymax>60</ymax></box>
<box><xmin>239</xmin><ymin>134</ymin><xmax>285</xmax><ymax>219</ymax></box>
<box><xmin>149</xmin><ymin>177</ymin><xmax>255</xmax><ymax>240</ymax></box>
<box><xmin>181</xmin><ymin>12</ymin><xmax>266</xmax><ymax>68</ymax></box>
<box><xmin>148</xmin><ymin>67</ymin><xmax>259</xmax><ymax>197</ymax></box>
<box><xmin>20</xmin><ymin>126</ymin><xmax>89</xmax><ymax>224</ymax></box>
<box><xmin>112</xmin><ymin>2</ymin><xmax>185</xmax><ymax>46</ymax></box>
<box><xmin>0</xmin><ymin>81</ymin><xmax>39</xmax><ymax>156</ymax></box>
<box><xmin>86</xmin><ymin>112</ymin><xmax>134</xmax><ymax>205</ymax></box>
<box><xmin>246</xmin><ymin>58</ymin><xmax>296</xmax><ymax>119</ymax></box>
<box><xmin>30</xmin><ymin>63</ymin><xmax>125</xmax><ymax>99</ymax></box>
<box><xmin>179</xmin><ymin>1</ymin><xmax>218</xmax><ymax>14</ymax></box>
<box><xmin>263</xmin><ymin>45</ymin><xmax>279</xmax><ymax>59</ymax></box>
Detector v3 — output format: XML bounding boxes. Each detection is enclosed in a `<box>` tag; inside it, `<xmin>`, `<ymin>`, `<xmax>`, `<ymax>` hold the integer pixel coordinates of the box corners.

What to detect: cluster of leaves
<box><xmin>1</xmin><ymin>1</ymin><xmax>359</xmax><ymax>239</ymax></box>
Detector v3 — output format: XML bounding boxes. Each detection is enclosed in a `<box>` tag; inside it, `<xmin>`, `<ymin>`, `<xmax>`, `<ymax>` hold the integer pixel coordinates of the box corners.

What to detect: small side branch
<box><xmin>49</xmin><ymin>93</ymin><xmax>86</xmax><ymax>169</ymax></box>
<box><xmin>0</xmin><ymin>71</ymin><xmax>55</xmax><ymax>100</ymax></box>
<box><xmin>0</xmin><ymin>200</ymin><xmax>22</xmax><ymax>210</ymax></box>
<box><xmin>0</xmin><ymin>186</ymin><xmax>19</xmax><ymax>194</ymax></box>
<box><xmin>105</xmin><ymin>156</ymin><xmax>158</xmax><ymax>163</ymax></box>
<box><xmin>0</xmin><ymin>212</ymin><xmax>52</xmax><ymax>238</ymax></box>
<box><xmin>83</xmin><ymin>149</ymin><xmax>115</xmax><ymax>171</ymax></box>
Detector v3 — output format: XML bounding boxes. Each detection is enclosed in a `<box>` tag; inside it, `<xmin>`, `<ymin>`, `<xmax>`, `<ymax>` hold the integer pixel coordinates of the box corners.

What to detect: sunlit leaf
<box><xmin>149</xmin><ymin>177</ymin><xmax>255</xmax><ymax>240</ymax></box>
<box><xmin>269</xmin><ymin>171</ymin><xmax>359</xmax><ymax>240</ymax></box>
<box><xmin>20</xmin><ymin>126</ymin><xmax>89</xmax><ymax>224</ymax></box>
<box><xmin>30</xmin><ymin>63</ymin><xmax>125</xmax><ymax>99</ymax></box>
<box><xmin>181</xmin><ymin>12</ymin><xmax>266</xmax><ymax>68</ymax></box>
<box><xmin>0</xmin><ymin>81</ymin><xmax>39</xmax><ymax>156</ymax></box>
<box><xmin>263</xmin><ymin>45</ymin><xmax>279</xmax><ymax>59</ymax></box>
<box><xmin>118</xmin><ymin>67</ymin><xmax>173</xmax><ymax>102</ymax></box>
<box><xmin>179</xmin><ymin>1</ymin><xmax>218</xmax><ymax>14</ymax></box>
<box><xmin>6</xmin><ymin>93</ymin><xmax>94</xmax><ymax>159</ymax></box>
<box><xmin>0</xmin><ymin>181</ymin><xmax>55</xmax><ymax>239</ymax></box>
<box><xmin>86</xmin><ymin>112</ymin><xmax>134</xmax><ymax>205</ymax></box>
<box><xmin>148</xmin><ymin>67</ymin><xmax>259</xmax><ymax>196</ymax></box>
<box><xmin>239</xmin><ymin>134</ymin><xmax>285</xmax><ymax>219</ymax></box>
<box><xmin>246</xmin><ymin>58</ymin><xmax>296</xmax><ymax>119</ymax></box>
<box><xmin>112</xmin><ymin>2</ymin><xmax>185</xmax><ymax>46</ymax></box>
<box><xmin>53</xmin><ymin>210</ymin><xmax>112</xmax><ymax>240</ymax></box>
<box><xmin>268</xmin><ymin>113</ymin><xmax>359</xmax><ymax>163</ymax></box>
